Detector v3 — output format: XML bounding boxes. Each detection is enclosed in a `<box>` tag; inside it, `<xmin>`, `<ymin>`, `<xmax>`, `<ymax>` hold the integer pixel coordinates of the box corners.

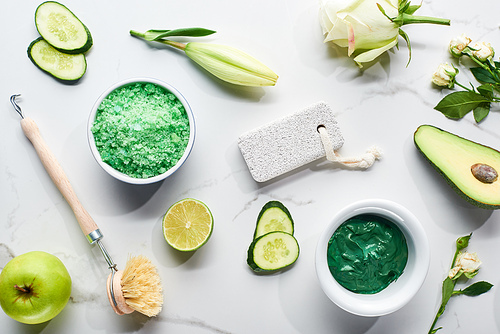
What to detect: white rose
<box><xmin>319</xmin><ymin>0</ymin><xmax>399</xmax><ymax>65</ymax></box>
<box><xmin>431</xmin><ymin>63</ymin><xmax>457</xmax><ymax>88</ymax></box>
<box><xmin>448</xmin><ymin>252</ymin><xmax>482</xmax><ymax>279</ymax></box>
<box><xmin>319</xmin><ymin>0</ymin><xmax>450</xmax><ymax>66</ymax></box>
<box><xmin>449</xmin><ymin>34</ymin><xmax>472</xmax><ymax>57</ymax></box>
<box><xmin>470</xmin><ymin>41</ymin><xmax>494</xmax><ymax>62</ymax></box>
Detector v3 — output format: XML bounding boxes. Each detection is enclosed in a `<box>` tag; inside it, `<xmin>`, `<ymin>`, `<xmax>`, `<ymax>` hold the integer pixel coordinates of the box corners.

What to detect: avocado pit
<box><xmin>471</xmin><ymin>163</ymin><xmax>498</xmax><ymax>184</ymax></box>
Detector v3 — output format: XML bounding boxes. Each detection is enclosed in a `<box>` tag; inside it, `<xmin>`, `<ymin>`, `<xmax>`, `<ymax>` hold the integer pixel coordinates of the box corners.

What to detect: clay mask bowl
<box><xmin>315</xmin><ymin>199</ymin><xmax>430</xmax><ymax>317</ymax></box>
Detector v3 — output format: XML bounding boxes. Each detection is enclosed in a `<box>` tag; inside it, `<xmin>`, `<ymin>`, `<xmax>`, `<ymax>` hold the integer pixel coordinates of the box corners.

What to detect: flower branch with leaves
<box><xmin>432</xmin><ymin>34</ymin><xmax>500</xmax><ymax>122</ymax></box>
<box><xmin>428</xmin><ymin>233</ymin><xmax>493</xmax><ymax>334</ymax></box>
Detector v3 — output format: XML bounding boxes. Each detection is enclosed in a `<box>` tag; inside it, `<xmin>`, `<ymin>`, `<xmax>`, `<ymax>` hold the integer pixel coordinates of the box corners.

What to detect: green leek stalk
<box><xmin>130</xmin><ymin>30</ymin><xmax>278</xmax><ymax>87</ymax></box>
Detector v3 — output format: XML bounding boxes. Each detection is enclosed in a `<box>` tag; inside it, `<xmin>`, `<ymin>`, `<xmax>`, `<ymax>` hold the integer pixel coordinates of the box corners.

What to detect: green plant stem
<box><xmin>14</xmin><ymin>284</ymin><xmax>29</xmax><ymax>293</ymax></box>
<box><xmin>129</xmin><ymin>30</ymin><xmax>187</xmax><ymax>51</ymax></box>
<box><xmin>428</xmin><ymin>244</ymin><xmax>461</xmax><ymax>334</ymax></box>
<box><xmin>428</xmin><ymin>279</ymin><xmax>457</xmax><ymax>334</ymax></box>
<box><xmin>455</xmin><ymin>82</ymin><xmax>474</xmax><ymax>92</ymax></box>
<box><xmin>463</xmin><ymin>50</ymin><xmax>500</xmax><ymax>82</ymax></box>
<box><xmin>129</xmin><ymin>30</ymin><xmax>145</xmax><ymax>39</ymax></box>
<box><xmin>453</xmin><ymin>81</ymin><xmax>500</xmax><ymax>102</ymax></box>
<box><xmin>156</xmin><ymin>39</ymin><xmax>187</xmax><ymax>51</ymax></box>
<box><xmin>428</xmin><ymin>309</ymin><xmax>442</xmax><ymax>333</ymax></box>
<box><xmin>397</xmin><ymin>14</ymin><xmax>450</xmax><ymax>26</ymax></box>
<box><xmin>450</xmin><ymin>249</ymin><xmax>460</xmax><ymax>270</ymax></box>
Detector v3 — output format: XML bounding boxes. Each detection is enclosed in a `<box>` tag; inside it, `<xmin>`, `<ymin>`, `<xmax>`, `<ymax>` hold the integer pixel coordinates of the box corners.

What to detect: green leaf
<box><xmin>451</xmin><ymin>270</ymin><xmax>463</xmax><ymax>280</ymax></box>
<box><xmin>430</xmin><ymin>327</ymin><xmax>442</xmax><ymax>334</ymax></box>
<box><xmin>437</xmin><ymin>277</ymin><xmax>455</xmax><ymax>318</ymax></box>
<box><xmin>405</xmin><ymin>4</ymin><xmax>421</xmax><ymax>14</ymax></box>
<box><xmin>470</xmin><ymin>67</ymin><xmax>497</xmax><ymax>84</ymax></box>
<box><xmin>464</xmin><ymin>270</ymin><xmax>480</xmax><ymax>279</ymax></box>
<box><xmin>143</xmin><ymin>29</ymin><xmax>170</xmax><ymax>40</ymax></box>
<box><xmin>398</xmin><ymin>0</ymin><xmax>410</xmax><ymax>13</ymax></box>
<box><xmin>477</xmin><ymin>84</ymin><xmax>494</xmax><ymax>98</ymax></box>
<box><xmin>456</xmin><ymin>233</ymin><xmax>472</xmax><ymax>251</ymax></box>
<box><xmin>461</xmin><ymin>281</ymin><xmax>493</xmax><ymax>296</ymax></box>
<box><xmin>398</xmin><ymin>28</ymin><xmax>411</xmax><ymax>66</ymax></box>
<box><xmin>143</xmin><ymin>28</ymin><xmax>216</xmax><ymax>41</ymax></box>
<box><xmin>474</xmin><ymin>102</ymin><xmax>490</xmax><ymax>123</ymax></box>
<box><xmin>377</xmin><ymin>3</ymin><xmax>394</xmax><ymax>22</ymax></box>
<box><xmin>434</xmin><ymin>91</ymin><xmax>490</xmax><ymax>119</ymax></box>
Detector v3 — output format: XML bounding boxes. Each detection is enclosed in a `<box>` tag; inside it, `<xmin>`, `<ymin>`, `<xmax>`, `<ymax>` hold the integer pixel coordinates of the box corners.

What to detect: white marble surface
<box><xmin>1</xmin><ymin>0</ymin><xmax>500</xmax><ymax>333</ymax></box>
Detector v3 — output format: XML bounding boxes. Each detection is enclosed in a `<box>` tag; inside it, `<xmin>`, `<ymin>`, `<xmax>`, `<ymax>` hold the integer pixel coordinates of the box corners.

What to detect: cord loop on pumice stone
<box><xmin>317</xmin><ymin>125</ymin><xmax>382</xmax><ymax>168</ymax></box>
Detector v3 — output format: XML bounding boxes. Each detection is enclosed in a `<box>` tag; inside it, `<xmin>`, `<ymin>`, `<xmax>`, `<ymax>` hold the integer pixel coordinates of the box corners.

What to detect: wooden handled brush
<box><xmin>10</xmin><ymin>94</ymin><xmax>163</xmax><ymax>317</ymax></box>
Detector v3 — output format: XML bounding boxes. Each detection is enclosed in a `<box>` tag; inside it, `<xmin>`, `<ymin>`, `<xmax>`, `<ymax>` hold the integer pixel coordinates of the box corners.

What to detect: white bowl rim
<box><xmin>87</xmin><ymin>77</ymin><xmax>196</xmax><ymax>185</ymax></box>
<box><xmin>315</xmin><ymin>198</ymin><xmax>430</xmax><ymax>317</ymax></box>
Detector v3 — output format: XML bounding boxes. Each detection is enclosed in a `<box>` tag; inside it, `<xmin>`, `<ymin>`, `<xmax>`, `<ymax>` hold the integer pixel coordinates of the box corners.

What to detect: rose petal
<box><xmin>353</xmin><ymin>37</ymin><xmax>398</xmax><ymax>64</ymax></box>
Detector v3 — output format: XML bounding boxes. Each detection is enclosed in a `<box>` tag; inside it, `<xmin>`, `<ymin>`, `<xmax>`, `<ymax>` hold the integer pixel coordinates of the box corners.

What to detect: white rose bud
<box><xmin>449</xmin><ymin>34</ymin><xmax>472</xmax><ymax>57</ymax></box>
<box><xmin>431</xmin><ymin>63</ymin><xmax>457</xmax><ymax>88</ymax></box>
<box><xmin>470</xmin><ymin>41</ymin><xmax>494</xmax><ymax>62</ymax></box>
<box><xmin>448</xmin><ymin>252</ymin><xmax>482</xmax><ymax>279</ymax></box>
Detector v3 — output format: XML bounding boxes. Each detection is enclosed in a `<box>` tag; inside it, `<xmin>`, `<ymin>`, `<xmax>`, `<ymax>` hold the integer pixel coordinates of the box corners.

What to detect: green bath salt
<box><xmin>91</xmin><ymin>82</ymin><xmax>190</xmax><ymax>179</ymax></box>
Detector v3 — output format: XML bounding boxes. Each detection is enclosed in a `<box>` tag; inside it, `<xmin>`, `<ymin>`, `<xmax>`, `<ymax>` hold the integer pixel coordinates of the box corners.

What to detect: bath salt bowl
<box><xmin>87</xmin><ymin>78</ymin><xmax>195</xmax><ymax>185</ymax></box>
<box><xmin>315</xmin><ymin>199</ymin><xmax>430</xmax><ymax>317</ymax></box>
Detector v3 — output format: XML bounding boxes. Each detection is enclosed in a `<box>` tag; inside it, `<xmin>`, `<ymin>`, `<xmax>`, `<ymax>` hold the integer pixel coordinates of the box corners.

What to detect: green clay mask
<box><xmin>327</xmin><ymin>214</ymin><xmax>408</xmax><ymax>294</ymax></box>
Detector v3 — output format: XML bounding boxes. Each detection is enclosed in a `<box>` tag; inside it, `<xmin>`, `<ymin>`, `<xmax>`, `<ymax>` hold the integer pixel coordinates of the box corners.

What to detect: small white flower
<box><xmin>431</xmin><ymin>63</ymin><xmax>457</xmax><ymax>88</ymax></box>
<box><xmin>470</xmin><ymin>41</ymin><xmax>494</xmax><ymax>62</ymax></box>
<box><xmin>448</xmin><ymin>252</ymin><xmax>482</xmax><ymax>279</ymax></box>
<box><xmin>449</xmin><ymin>34</ymin><xmax>472</xmax><ymax>57</ymax></box>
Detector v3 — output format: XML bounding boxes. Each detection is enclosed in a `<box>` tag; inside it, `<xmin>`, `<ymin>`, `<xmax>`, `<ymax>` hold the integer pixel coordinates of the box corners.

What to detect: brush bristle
<box><xmin>121</xmin><ymin>255</ymin><xmax>163</xmax><ymax>317</ymax></box>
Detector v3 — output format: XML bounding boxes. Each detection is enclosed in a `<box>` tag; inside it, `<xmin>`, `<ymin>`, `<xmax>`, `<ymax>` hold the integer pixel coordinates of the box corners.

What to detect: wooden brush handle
<box><xmin>21</xmin><ymin>117</ymin><xmax>99</xmax><ymax>237</ymax></box>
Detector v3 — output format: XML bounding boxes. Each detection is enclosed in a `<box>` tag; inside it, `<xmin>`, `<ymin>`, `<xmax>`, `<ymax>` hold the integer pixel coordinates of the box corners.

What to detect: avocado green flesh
<box><xmin>414</xmin><ymin>125</ymin><xmax>500</xmax><ymax>208</ymax></box>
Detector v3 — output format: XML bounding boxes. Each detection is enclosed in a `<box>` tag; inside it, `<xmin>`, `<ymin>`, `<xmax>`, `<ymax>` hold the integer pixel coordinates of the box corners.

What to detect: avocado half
<box><xmin>414</xmin><ymin>124</ymin><xmax>500</xmax><ymax>210</ymax></box>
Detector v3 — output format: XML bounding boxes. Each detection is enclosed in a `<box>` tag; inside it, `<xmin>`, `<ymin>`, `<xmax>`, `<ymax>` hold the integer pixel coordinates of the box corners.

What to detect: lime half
<box><xmin>162</xmin><ymin>198</ymin><xmax>213</xmax><ymax>251</ymax></box>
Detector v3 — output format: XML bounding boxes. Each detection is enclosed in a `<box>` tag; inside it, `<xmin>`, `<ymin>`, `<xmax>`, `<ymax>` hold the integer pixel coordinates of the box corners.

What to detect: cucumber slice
<box><xmin>35</xmin><ymin>1</ymin><xmax>93</xmax><ymax>54</ymax></box>
<box><xmin>28</xmin><ymin>37</ymin><xmax>87</xmax><ymax>82</ymax></box>
<box><xmin>247</xmin><ymin>231</ymin><xmax>299</xmax><ymax>272</ymax></box>
<box><xmin>253</xmin><ymin>201</ymin><xmax>294</xmax><ymax>239</ymax></box>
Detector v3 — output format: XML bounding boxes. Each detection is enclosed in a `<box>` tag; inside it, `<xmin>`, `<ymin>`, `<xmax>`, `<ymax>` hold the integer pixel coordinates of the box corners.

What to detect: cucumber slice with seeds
<box><xmin>253</xmin><ymin>201</ymin><xmax>294</xmax><ymax>239</ymax></box>
<box><xmin>35</xmin><ymin>1</ymin><xmax>93</xmax><ymax>54</ymax></box>
<box><xmin>247</xmin><ymin>231</ymin><xmax>299</xmax><ymax>272</ymax></box>
<box><xmin>28</xmin><ymin>37</ymin><xmax>87</xmax><ymax>82</ymax></box>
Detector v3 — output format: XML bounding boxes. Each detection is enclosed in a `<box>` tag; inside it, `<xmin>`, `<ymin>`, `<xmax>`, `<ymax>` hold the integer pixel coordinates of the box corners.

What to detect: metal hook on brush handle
<box><xmin>10</xmin><ymin>94</ymin><xmax>24</xmax><ymax>119</ymax></box>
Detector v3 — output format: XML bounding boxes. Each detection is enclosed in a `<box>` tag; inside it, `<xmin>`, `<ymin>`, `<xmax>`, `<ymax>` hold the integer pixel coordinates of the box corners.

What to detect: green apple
<box><xmin>0</xmin><ymin>251</ymin><xmax>72</xmax><ymax>324</ymax></box>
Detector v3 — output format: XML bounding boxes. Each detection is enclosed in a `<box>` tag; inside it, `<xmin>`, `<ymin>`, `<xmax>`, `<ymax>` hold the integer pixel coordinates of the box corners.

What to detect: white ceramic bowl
<box><xmin>87</xmin><ymin>78</ymin><xmax>195</xmax><ymax>185</ymax></box>
<box><xmin>315</xmin><ymin>199</ymin><xmax>430</xmax><ymax>317</ymax></box>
